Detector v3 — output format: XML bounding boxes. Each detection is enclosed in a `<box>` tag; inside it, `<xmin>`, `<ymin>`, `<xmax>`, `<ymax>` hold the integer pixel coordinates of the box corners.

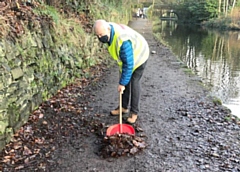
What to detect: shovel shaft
<box><xmin>106</xmin><ymin>91</ymin><xmax>135</xmax><ymax>136</ymax></box>
<box><xmin>119</xmin><ymin>92</ymin><xmax>122</xmax><ymax>126</ymax></box>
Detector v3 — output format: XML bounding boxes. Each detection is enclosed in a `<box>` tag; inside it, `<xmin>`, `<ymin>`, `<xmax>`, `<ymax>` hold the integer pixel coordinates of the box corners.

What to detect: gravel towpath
<box><xmin>50</xmin><ymin>19</ymin><xmax>240</xmax><ymax>172</ymax></box>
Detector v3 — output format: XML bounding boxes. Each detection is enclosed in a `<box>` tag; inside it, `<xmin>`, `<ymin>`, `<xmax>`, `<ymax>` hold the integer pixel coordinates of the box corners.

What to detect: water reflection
<box><xmin>157</xmin><ymin>20</ymin><xmax>240</xmax><ymax>118</ymax></box>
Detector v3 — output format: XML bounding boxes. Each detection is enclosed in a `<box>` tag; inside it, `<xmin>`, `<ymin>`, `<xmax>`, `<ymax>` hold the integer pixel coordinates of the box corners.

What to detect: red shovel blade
<box><xmin>106</xmin><ymin>124</ymin><xmax>135</xmax><ymax>136</ymax></box>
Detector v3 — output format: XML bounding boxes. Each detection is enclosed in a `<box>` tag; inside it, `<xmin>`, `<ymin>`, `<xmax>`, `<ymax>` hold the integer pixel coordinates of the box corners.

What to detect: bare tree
<box><xmin>231</xmin><ymin>0</ymin><xmax>236</xmax><ymax>15</ymax></box>
<box><xmin>218</xmin><ymin>0</ymin><xmax>222</xmax><ymax>13</ymax></box>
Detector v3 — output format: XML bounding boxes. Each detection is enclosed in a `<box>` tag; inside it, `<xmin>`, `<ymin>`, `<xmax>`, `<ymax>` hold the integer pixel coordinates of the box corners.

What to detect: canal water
<box><xmin>157</xmin><ymin>20</ymin><xmax>240</xmax><ymax>118</ymax></box>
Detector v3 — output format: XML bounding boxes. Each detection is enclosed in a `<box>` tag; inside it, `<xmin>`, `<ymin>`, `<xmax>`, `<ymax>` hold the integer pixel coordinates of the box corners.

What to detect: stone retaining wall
<box><xmin>0</xmin><ymin>0</ymin><xmax>133</xmax><ymax>151</ymax></box>
<box><xmin>0</xmin><ymin>21</ymin><xmax>101</xmax><ymax>150</ymax></box>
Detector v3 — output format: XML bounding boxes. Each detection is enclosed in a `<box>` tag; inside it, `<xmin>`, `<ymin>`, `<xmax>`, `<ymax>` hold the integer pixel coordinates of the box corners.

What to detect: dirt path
<box><xmin>48</xmin><ymin>19</ymin><xmax>239</xmax><ymax>172</ymax></box>
<box><xmin>1</xmin><ymin>18</ymin><xmax>239</xmax><ymax>172</ymax></box>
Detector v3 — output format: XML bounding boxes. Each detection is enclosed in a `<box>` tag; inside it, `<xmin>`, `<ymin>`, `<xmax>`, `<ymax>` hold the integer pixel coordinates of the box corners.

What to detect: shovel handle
<box><xmin>119</xmin><ymin>91</ymin><xmax>122</xmax><ymax>125</ymax></box>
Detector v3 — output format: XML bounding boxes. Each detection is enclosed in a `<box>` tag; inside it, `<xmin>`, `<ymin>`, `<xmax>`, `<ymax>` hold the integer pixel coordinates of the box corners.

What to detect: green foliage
<box><xmin>205</xmin><ymin>0</ymin><xmax>218</xmax><ymax>18</ymax></box>
<box><xmin>33</xmin><ymin>5</ymin><xmax>60</xmax><ymax>24</ymax></box>
<box><xmin>152</xmin><ymin>18</ymin><xmax>162</xmax><ymax>32</ymax></box>
<box><xmin>183</xmin><ymin>68</ymin><xmax>194</xmax><ymax>75</ymax></box>
<box><xmin>224</xmin><ymin>115</ymin><xmax>232</xmax><ymax>121</ymax></box>
<box><xmin>177</xmin><ymin>0</ymin><xmax>218</xmax><ymax>23</ymax></box>
<box><xmin>237</xmin><ymin>1</ymin><xmax>240</xmax><ymax>7</ymax></box>
<box><xmin>212</xmin><ymin>96</ymin><xmax>222</xmax><ymax>105</ymax></box>
<box><xmin>202</xmin><ymin>17</ymin><xmax>240</xmax><ymax>30</ymax></box>
<box><xmin>65</xmin><ymin>0</ymin><xmax>86</xmax><ymax>12</ymax></box>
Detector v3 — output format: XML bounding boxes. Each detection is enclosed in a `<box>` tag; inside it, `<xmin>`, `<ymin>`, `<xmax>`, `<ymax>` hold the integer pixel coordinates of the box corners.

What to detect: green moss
<box><xmin>0</xmin><ymin>121</ymin><xmax>8</xmax><ymax>135</ymax></box>
<box><xmin>212</xmin><ymin>96</ymin><xmax>222</xmax><ymax>105</ymax></box>
<box><xmin>183</xmin><ymin>68</ymin><xmax>195</xmax><ymax>76</ymax></box>
<box><xmin>33</xmin><ymin>5</ymin><xmax>60</xmax><ymax>24</ymax></box>
<box><xmin>224</xmin><ymin>116</ymin><xmax>232</xmax><ymax>121</ymax></box>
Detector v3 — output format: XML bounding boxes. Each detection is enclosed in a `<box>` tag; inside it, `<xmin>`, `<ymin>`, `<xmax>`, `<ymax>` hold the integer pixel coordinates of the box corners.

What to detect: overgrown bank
<box><xmin>0</xmin><ymin>1</ymin><xmax>135</xmax><ymax>151</ymax></box>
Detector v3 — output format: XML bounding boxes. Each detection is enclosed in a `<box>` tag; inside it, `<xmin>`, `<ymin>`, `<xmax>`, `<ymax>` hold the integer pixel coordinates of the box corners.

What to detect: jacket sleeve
<box><xmin>119</xmin><ymin>40</ymin><xmax>134</xmax><ymax>86</ymax></box>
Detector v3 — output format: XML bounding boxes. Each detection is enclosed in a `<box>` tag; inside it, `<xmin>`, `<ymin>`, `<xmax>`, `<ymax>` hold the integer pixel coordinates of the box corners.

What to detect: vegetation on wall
<box><xmin>0</xmin><ymin>0</ymin><xmax>137</xmax><ymax>151</ymax></box>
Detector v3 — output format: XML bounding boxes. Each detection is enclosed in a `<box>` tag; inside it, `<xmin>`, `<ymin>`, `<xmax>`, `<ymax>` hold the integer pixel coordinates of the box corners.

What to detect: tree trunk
<box><xmin>151</xmin><ymin>0</ymin><xmax>155</xmax><ymax>18</ymax></box>
<box><xmin>223</xmin><ymin>0</ymin><xmax>226</xmax><ymax>14</ymax></box>
<box><xmin>225</xmin><ymin>0</ymin><xmax>229</xmax><ymax>17</ymax></box>
<box><xmin>218</xmin><ymin>0</ymin><xmax>221</xmax><ymax>13</ymax></box>
<box><xmin>231</xmin><ymin>0</ymin><xmax>236</xmax><ymax>15</ymax></box>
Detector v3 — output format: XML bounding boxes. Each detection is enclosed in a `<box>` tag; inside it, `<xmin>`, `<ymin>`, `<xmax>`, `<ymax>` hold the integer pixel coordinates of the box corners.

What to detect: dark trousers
<box><xmin>122</xmin><ymin>60</ymin><xmax>147</xmax><ymax>114</ymax></box>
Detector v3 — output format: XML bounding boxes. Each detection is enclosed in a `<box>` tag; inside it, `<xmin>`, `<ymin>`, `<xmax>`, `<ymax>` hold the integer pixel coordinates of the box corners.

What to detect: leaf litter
<box><xmin>0</xmin><ymin>63</ymin><xmax>148</xmax><ymax>171</ymax></box>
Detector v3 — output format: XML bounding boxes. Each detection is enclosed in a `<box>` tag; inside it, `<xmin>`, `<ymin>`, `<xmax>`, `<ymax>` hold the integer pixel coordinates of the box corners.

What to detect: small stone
<box><xmin>11</xmin><ymin>67</ymin><xmax>24</xmax><ymax>80</ymax></box>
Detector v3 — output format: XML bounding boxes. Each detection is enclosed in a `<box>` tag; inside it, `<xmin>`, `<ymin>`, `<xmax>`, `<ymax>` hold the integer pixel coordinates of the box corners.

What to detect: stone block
<box><xmin>0</xmin><ymin>109</ymin><xmax>7</xmax><ymax>121</ymax></box>
<box><xmin>35</xmin><ymin>35</ymin><xmax>43</xmax><ymax>48</ymax></box>
<box><xmin>19</xmin><ymin>79</ymin><xmax>30</xmax><ymax>89</ymax></box>
<box><xmin>5</xmin><ymin>45</ymin><xmax>20</xmax><ymax>61</ymax></box>
<box><xmin>8</xmin><ymin>104</ymin><xmax>20</xmax><ymax>128</ymax></box>
<box><xmin>7</xmin><ymin>82</ymin><xmax>18</xmax><ymax>94</ymax></box>
<box><xmin>0</xmin><ymin>97</ymin><xmax>8</xmax><ymax>110</ymax></box>
<box><xmin>0</xmin><ymin>58</ymin><xmax>7</xmax><ymax>66</ymax></box>
<box><xmin>13</xmin><ymin>120</ymin><xmax>24</xmax><ymax>133</ymax></box>
<box><xmin>16</xmin><ymin>95</ymin><xmax>28</xmax><ymax>107</ymax></box>
<box><xmin>11</xmin><ymin>67</ymin><xmax>24</xmax><ymax>80</ymax></box>
<box><xmin>2</xmin><ymin>73</ymin><xmax>12</xmax><ymax>86</ymax></box>
<box><xmin>21</xmin><ymin>32</ymin><xmax>38</xmax><ymax>49</ymax></box>
<box><xmin>0</xmin><ymin>42</ymin><xmax>5</xmax><ymax>57</ymax></box>
<box><xmin>4</xmin><ymin>40</ymin><xmax>14</xmax><ymax>53</ymax></box>
<box><xmin>20</xmin><ymin>102</ymin><xmax>31</xmax><ymax>124</ymax></box>
<box><xmin>42</xmin><ymin>32</ymin><xmax>53</xmax><ymax>49</ymax></box>
<box><xmin>31</xmin><ymin>93</ymin><xmax>42</xmax><ymax>110</ymax></box>
<box><xmin>1</xmin><ymin>63</ymin><xmax>11</xmax><ymax>72</ymax></box>
<box><xmin>0</xmin><ymin>80</ymin><xmax>4</xmax><ymax>90</ymax></box>
<box><xmin>14</xmin><ymin>58</ymin><xmax>22</xmax><ymax>66</ymax></box>
<box><xmin>0</xmin><ymin>134</ymin><xmax>7</xmax><ymax>151</ymax></box>
<box><xmin>6</xmin><ymin>95</ymin><xmax>18</xmax><ymax>104</ymax></box>
<box><xmin>0</xmin><ymin>120</ymin><xmax>8</xmax><ymax>134</ymax></box>
<box><xmin>5</xmin><ymin>127</ymin><xmax>13</xmax><ymax>143</ymax></box>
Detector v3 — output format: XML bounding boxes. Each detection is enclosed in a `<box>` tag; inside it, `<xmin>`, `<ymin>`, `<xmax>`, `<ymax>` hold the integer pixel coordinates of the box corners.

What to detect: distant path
<box><xmin>52</xmin><ymin>18</ymin><xmax>240</xmax><ymax>172</ymax></box>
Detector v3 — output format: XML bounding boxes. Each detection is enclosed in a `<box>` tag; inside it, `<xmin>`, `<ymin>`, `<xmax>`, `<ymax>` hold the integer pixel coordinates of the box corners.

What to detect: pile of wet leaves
<box><xmin>99</xmin><ymin>134</ymin><xmax>147</xmax><ymax>158</ymax></box>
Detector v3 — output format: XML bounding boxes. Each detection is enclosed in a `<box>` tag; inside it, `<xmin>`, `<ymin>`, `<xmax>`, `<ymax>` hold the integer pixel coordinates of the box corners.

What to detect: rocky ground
<box><xmin>1</xmin><ymin>18</ymin><xmax>240</xmax><ymax>172</ymax></box>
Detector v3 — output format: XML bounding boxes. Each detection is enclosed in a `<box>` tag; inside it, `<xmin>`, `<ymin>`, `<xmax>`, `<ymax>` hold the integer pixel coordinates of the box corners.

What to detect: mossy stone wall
<box><xmin>0</xmin><ymin>21</ymin><xmax>102</xmax><ymax>150</ymax></box>
<box><xmin>0</xmin><ymin>1</ymin><xmax>133</xmax><ymax>151</ymax></box>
